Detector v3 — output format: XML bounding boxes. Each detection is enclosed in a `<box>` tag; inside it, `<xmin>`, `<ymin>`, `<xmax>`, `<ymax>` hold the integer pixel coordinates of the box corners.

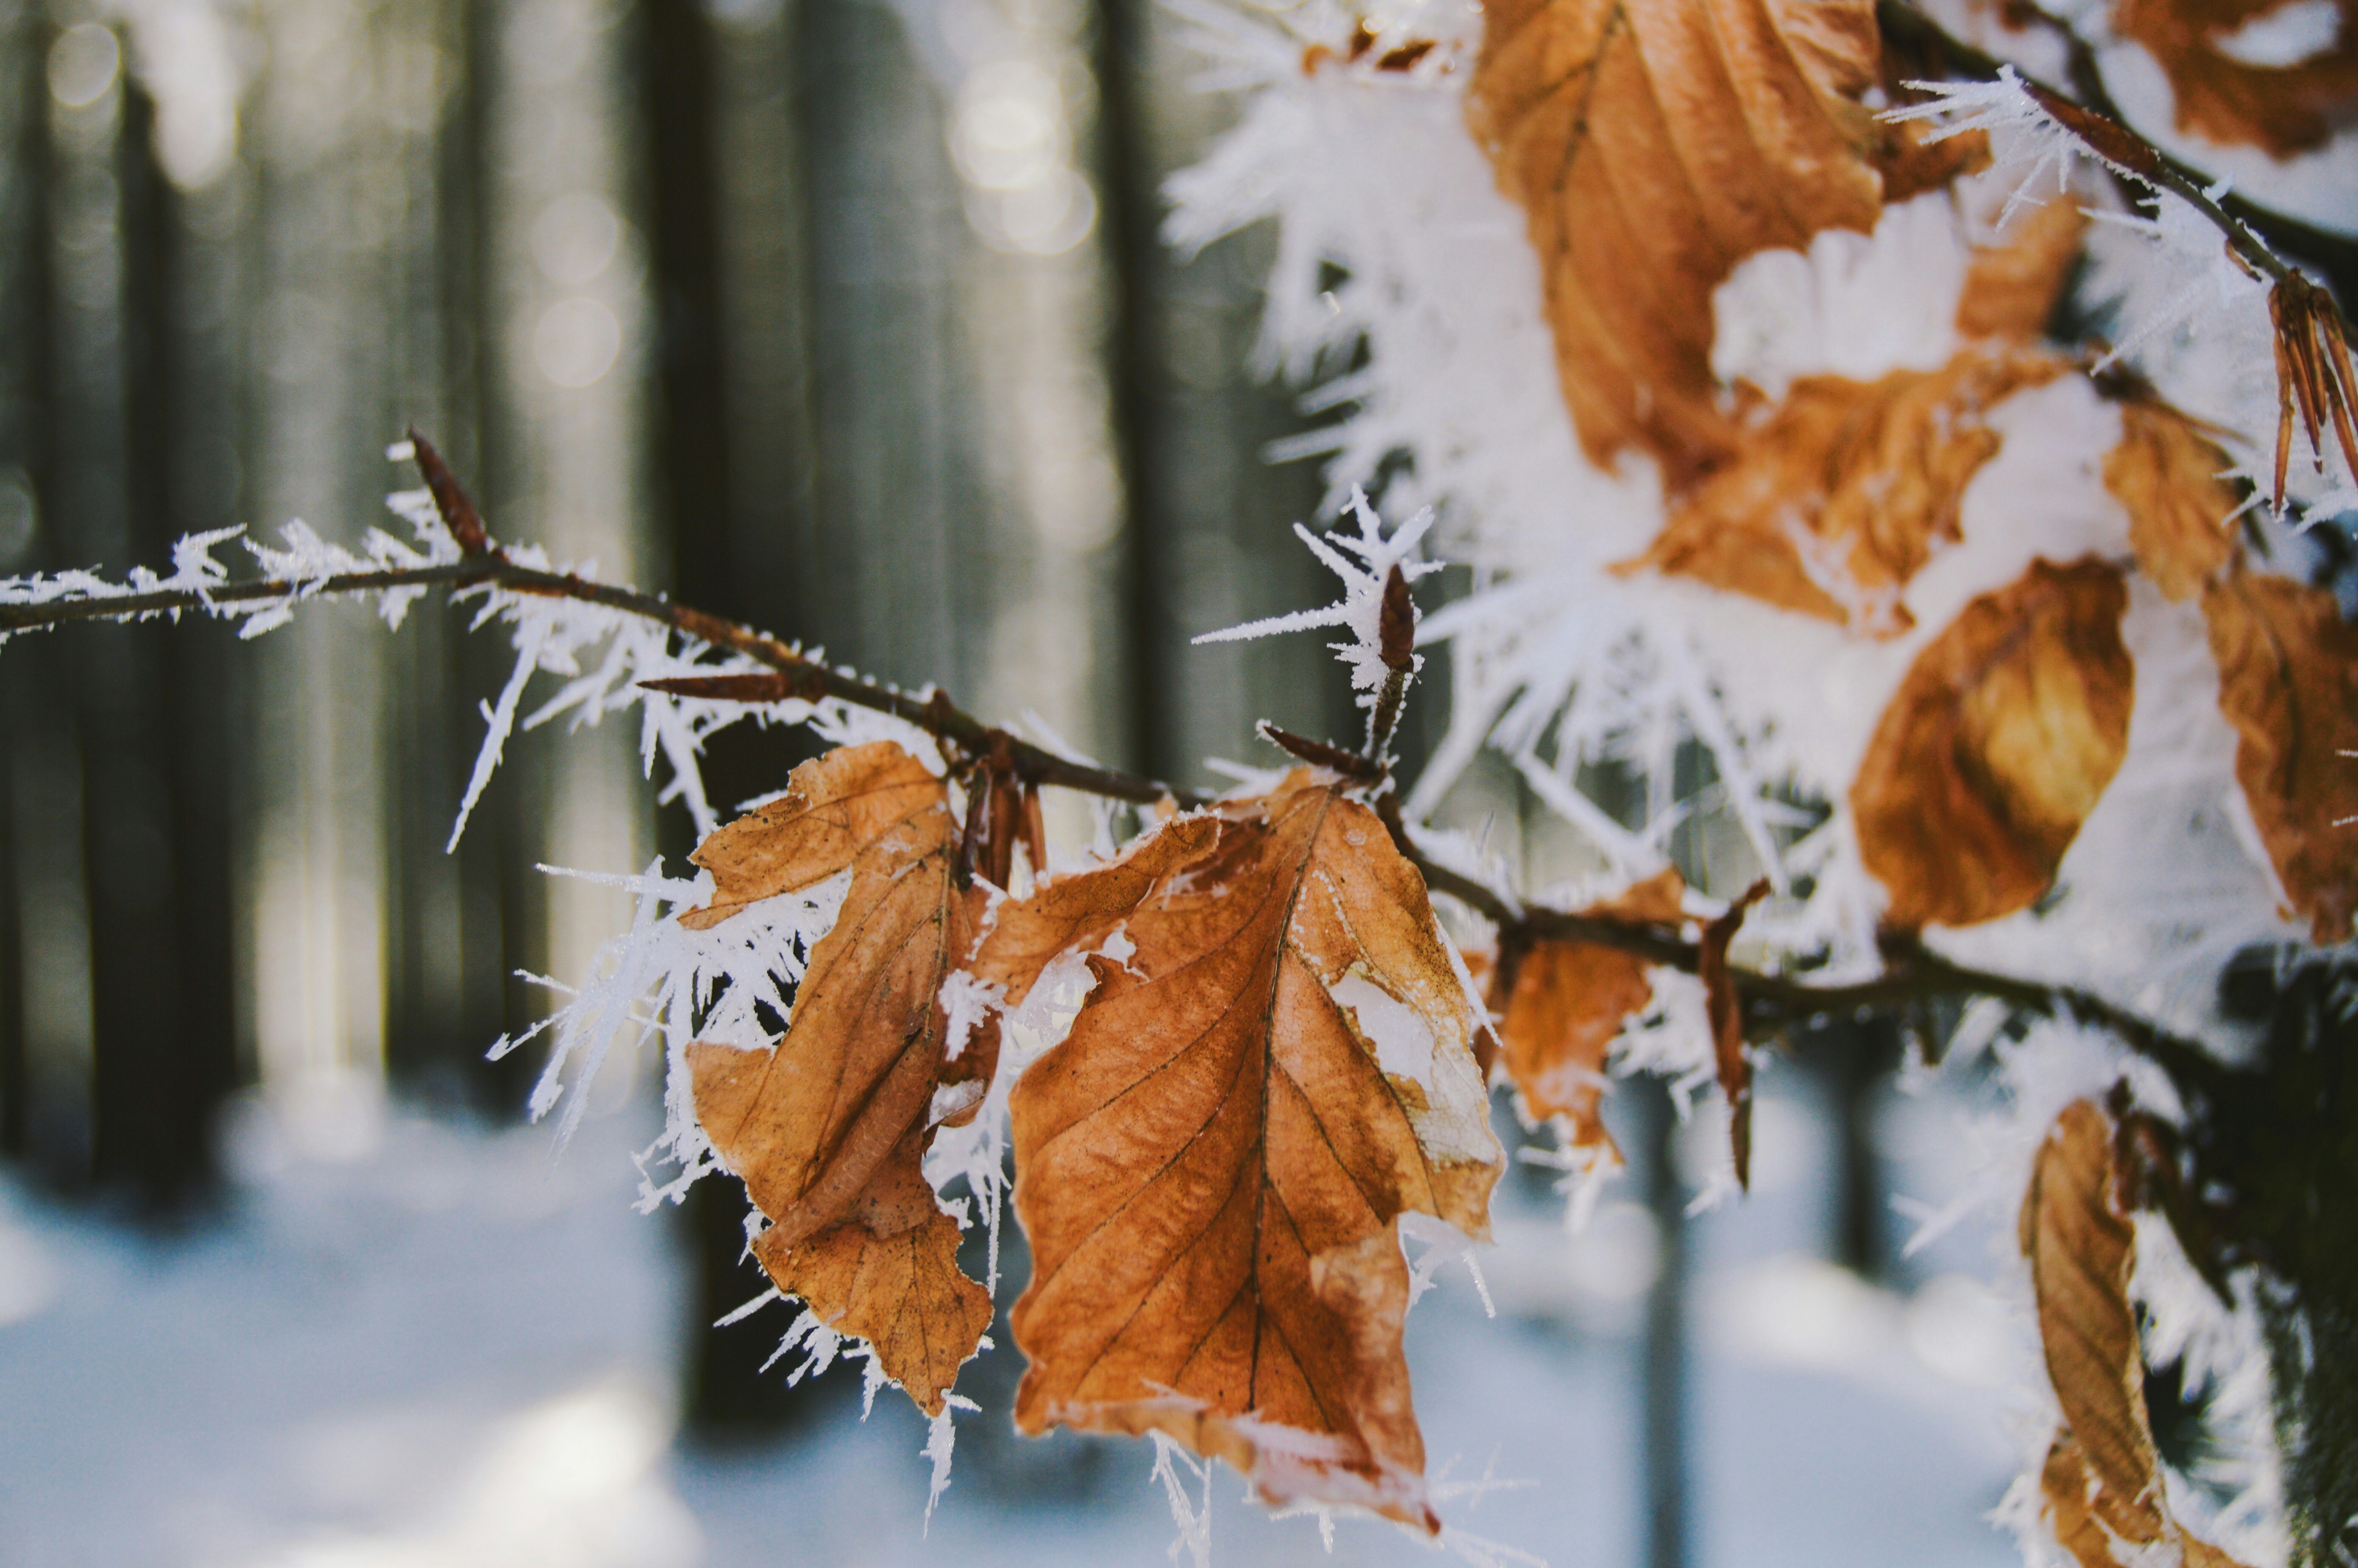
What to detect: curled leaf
<box><xmin>1701</xmin><ymin>881</ymin><xmax>1770</xmax><ymax>1189</ymax></box>
<box><xmin>1852</xmin><ymin>557</ymin><xmax>2135</xmax><ymax>929</ymax></box>
<box><xmin>2110</xmin><ymin>0</ymin><xmax>2358</xmax><ymax>158</ymax></box>
<box><xmin>684</xmin><ymin>741</ymin><xmax>996</xmax><ymax>1416</ymax></box>
<box><xmin>1627</xmin><ymin>346</ymin><xmax>2068</xmax><ymax>633</ymax></box>
<box><xmin>973</xmin><ymin>771</ymin><xmax>1503</xmax><ymax>1529</ymax></box>
<box><xmin>1494</xmin><ymin>869</ymin><xmax>1686</xmax><ymax>1162</ymax></box>
<box><xmin>2107</xmin><ymin>400</ymin><xmax>2241</xmax><ymax>602</ymax></box>
<box><xmin>2023</xmin><ymin>1101</ymin><xmax>2253</xmax><ymax>1568</ymax></box>
<box><xmin>680</xmin><ymin>741</ymin><xmax>945</xmax><ymax>933</ymax></box>
<box><xmin>1466</xmin><ymin>0</ymin><xmax>1888</xmax><ymax>477</ymax></box>
<box><xmin>2201</xmin><ymin>569</ymin><xmax>2358</xmax><ymax>942</ymax></box>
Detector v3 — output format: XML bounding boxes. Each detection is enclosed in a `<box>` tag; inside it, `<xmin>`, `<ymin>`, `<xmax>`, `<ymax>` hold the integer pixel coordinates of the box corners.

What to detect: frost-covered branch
<box><xmin>1876</xmin><ymin>0</ymin><xmax>2356</xmax><ymax>302</ymax></box>
<box><xmin>1398</xmin><ymin>812</ymin><xmax>2228</xmax><ymax>1105</ymax></box>
<box><xmin>0</xmin><ymin>434</ymin><xmax>2229</xmax><ymax>1098</ymax></box>
<box><xmin>1882</xmin><ymin>3</ymin><xmax>2358</xmax><ymax>501</ymax></box>
<box><xmin>0</xmin><ymin>435</ymin><xmax>1196</xmax><ymax>821</ymax></box>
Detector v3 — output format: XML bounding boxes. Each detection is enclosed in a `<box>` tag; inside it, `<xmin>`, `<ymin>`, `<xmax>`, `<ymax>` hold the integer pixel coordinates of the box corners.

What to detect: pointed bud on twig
<box><xmin>407</xmin><ymin>428</ymin><xmax>494</xmax><ymax>557</ymax></box>
<box><xmin>640</xmin><ymin>672</ymin><xmax>798</xmax><ymax>703</ymax></box>
<box><xmin>1378</xmin><ymin>563</ymin><xmax>1416</xmax><ymax>673</ymax></box>
<box><xmin>1702</xmin><ymin>879</ymin><xmax>1770</xmax><ymax>1191</ymax></box>
<box><xmin>1363</xmin><ymin>564</ymin><xmax>1420</xmax><ymax>763</ymax></box>
<box><xmin>1258</xmin><ymin>720</ymin><xmax>1383</xmax><ymax>780</ymax></box>
<box><xmin>980</xmin><ymin>738</ymin><xmax>1021</xmax><ymax>890</ymax></box>
<box><xmin>957</xmin><ymin>763</ymin><xmax>993</xmax><ymax>890</ymax></box>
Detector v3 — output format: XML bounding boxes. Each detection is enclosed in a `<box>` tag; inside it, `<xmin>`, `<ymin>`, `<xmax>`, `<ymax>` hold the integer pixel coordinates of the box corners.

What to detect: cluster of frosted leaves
<box><xmin>1155</xmin><ymin>0</ymin><xmax>2353</xmax><ymax>1557</ymax></box>
<box><xmin>1461</xmin><ymin>0</ymin><xmax>2358</xmax><ymax>948</ymax></box>
<box><xmin>1165</xmin><ymin>0</ymin><xmax>2355</xmax><ymax>1004</ymax></box>
<box><xmin>675</xmin><ymin>743</ymin><xmax>1505</xmax><ymax>1530</ymax></box>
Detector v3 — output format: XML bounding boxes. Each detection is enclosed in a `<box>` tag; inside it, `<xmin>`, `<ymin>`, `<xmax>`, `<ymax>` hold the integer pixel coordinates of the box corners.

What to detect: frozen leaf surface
<box><xmin>2110</xmin><ymin>0</ymin><xmax>2358</xmax><ymax>157</ymax></box>
<box><xmin>972</xmin><ymin>770</ymin><xmax>1503</xmax><ymax>1529</ymax></box>
<box><xmin>1465</xmin><ymin>0</ymin><xmax>1890</xmax><ymax>477</ymax></box>
<box><xmin>2202</xmin><ymin>569</ymin><xmax>2358</xmax><ymax>941</ymax></box>
<box><xmin>1629</xmin><ymin>346</ymin><xmax>2067</xmax><ymax>633</ymax></box>
<box><xmin>1852</xmin><ymin>557</ymin><xmax>2135</xmax><ymax>929</ymax></box>
<box><xmin>2108</xmin><ymin>399</ymin><xmax>2241</xmax><ymax>602</ymax></box>
<box><xmin>684</xmin><ymin>741</ymin><xmax>996</xmax><ymax>1416</ymax></box>
<box><xmin>1495</xmin><ymin>869</ymin><xmax>1685</xmax><ymax>1162</ymax></box>
<box><xmin>1955</xmin><ymin>199</ymin><xmax>2088</xmax><ymax>342</ymax></box>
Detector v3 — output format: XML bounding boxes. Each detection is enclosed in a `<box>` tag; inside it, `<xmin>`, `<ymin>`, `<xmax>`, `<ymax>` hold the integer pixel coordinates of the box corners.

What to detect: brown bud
<box><xmin>1378</xmin><ymin>564</ymin><xmax>1415</xmax><ymax>673</ymax></box>
<box><xmin>407</xmin><ymin>428</ymin><xmax>492</xmax><ymax>557</ymax></box>
<box><xmin>639</xmin><ymin>672</ymin><xmax>795</xmax><ymax>703</ymax></box>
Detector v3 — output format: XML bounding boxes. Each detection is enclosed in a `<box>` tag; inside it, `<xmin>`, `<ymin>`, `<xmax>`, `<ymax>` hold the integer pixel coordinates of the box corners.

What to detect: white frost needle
<box><xmin>1193</xmin><ymin>486</ymin><xmax>1444</xmax><ymax>713</ymax></box>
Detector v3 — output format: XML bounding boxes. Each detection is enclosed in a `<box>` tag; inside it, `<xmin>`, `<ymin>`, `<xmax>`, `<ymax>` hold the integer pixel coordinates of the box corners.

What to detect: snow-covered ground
<box><xmin>0</xmin><ymin>1059</ymin><xmax>2026</xmax><ymax>1568</ymax></box>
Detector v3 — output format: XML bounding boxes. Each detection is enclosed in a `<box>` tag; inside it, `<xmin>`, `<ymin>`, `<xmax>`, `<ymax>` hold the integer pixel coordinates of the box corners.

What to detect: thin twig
<box><xmin>1877</xmin><ymin>0</ymin><xmax>2355</xmax><ymax>317</ymax></box>
<box><xmin>0</xmin><ymin>531</ymin><xmax>1200</xmax><ymax>812</ymax></box>
<box><xmin>0</xmin><ymin>442</ymin><xmax>2229</xmax><ymax>1100</ymax></box>
<box><xmin>1410</xmin><ymin>849</ymin><xmax>2228</xmax><ymax>1102</ymax></box>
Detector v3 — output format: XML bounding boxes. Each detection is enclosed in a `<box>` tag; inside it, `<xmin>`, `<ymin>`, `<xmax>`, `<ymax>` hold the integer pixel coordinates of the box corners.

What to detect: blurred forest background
<box><xmin>0</xmin><ymin>0</ymin><xmax>1364</xmax><ymax>1241</ymax></box>
<box><xmin>0</xmin><ymin>4</ymin><xmax>2029</xmax><ymax>1564</ymax></box>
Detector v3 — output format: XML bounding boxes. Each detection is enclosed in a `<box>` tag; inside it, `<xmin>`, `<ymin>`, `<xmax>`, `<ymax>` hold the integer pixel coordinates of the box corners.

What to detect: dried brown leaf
<box><xmin>972</xmin><ymin>771</ymin><xmax>1503</xmax><ymax>1528</ymax></box>
<box><xmin>1465</xmin><ymin>0</ymin><xmax>1889</xmax><ymax>477</ymax></box>
<box><xmin>1956</xmin><ymin>200</ymin><xmax>2088</xmax><ymax>342</ymax></box>
<box><xmin>1701</xmin><ymin>881</ymin><xmax>1769</xmax><ymax>1189</ymax></box>
<box><xmin>1626</xmin><ymin>346</ymin><xmax>2069</xmax><ymax>633</ymax></box>
<box><xmin>680</xmin><ymin>742</ymin><xmax>947</xmax><ymax>933</ymax></box>
<box><xmin>1494</xmin><ymin>869</ymin><xmax>1686</xmax><ymax>1162</ymax></box>
<box><xmin>2107</xmin><ymin>400</ymin><xmax>2241</xmax><ymax>601</ymax></box>
<box><xmin>2201</xmin><ymin>569</ymin><xmax>2358</xmax><ymax>942</ymax></box>
<box><xmin>1874</xmin><ymin>118</ymin><xmax>1994</xmax><ymax>204</ymax></box>
<box><xmin>2024</xmin><ymin>1101</ymin><xmax>2254</xmax><ymax>1568</ymax></box>
<box><xmin>2110</xmin><ymin>0</ymin><xmax>2358</xmax><ymax>158</ymax></box>
<box><xmin>1852</xmin><ymin>557</ymin><xmax>2135</xmax><ymax>929</ymax></box>
<box><xmin>684</xmin><ymin>741</ymin><xmax>996</xmax><ymax>1416</ymax></box>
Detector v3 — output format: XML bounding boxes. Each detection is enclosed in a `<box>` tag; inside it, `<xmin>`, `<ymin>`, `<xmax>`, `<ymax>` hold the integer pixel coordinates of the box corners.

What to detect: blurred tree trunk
<box><xmin>640</xmin><ymin>0</ymin><xmax>830</xmax><ymax>1435</ymax></box>
<box><xmin>380</xmin><ymin>0</ymin><xmax>534</xmax><ymax>1116</ymax></box>
<box><xmin>84</xmin><ymin>75</ymin><xmax>239</xmax><ymax>1211</ymax></box>
<box><xmin>0</xmin><ymin>0</ymin><xmax>52</xmax><ymax>1170</ymax></box>
<box><xmin>643</xmin><ymin>0</ymin><xmax>1356</xmax><ymax>1436</ymax></box>
<box><xmin>0</xmin><ymin>15</ymin><xmax>243</xmax><ymax>1213</ymax></box>
<box><xmin>1093</xmin><ymin>0</ymin><xmax>1348</xmax><ymax>787</ymax></box>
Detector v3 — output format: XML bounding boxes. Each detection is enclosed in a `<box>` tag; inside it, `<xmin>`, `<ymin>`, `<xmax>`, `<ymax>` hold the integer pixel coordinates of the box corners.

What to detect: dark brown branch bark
<box><xmin>1877</xmin><ymin>0</ymin><xmax>2357</xmax><ymax>311</ymax></box>
<box><xmin>0</xmin><ymin>438</ymin><xmax>2231</xmax><ymax>1104</ymax></box>
<box><xmin>0</xmin><ymin>549</ymin><xmax>1190</xmax><ymax>810</ymax></box>
<box><xmin>1410</xmin><ymin>847</ymin><xmax>2228</xmax><ymax>1102</ymax></box>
